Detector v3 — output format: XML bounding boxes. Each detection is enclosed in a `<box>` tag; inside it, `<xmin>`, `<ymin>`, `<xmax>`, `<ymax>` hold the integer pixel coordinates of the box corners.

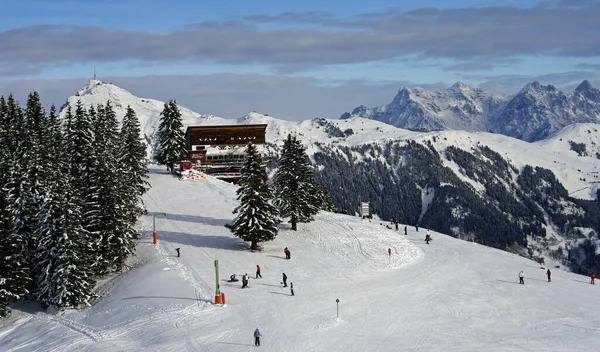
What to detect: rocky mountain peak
<box><xmin>575</xmin><ymin>80</ymin><xmax>593</xmax><ymax>93</ymax></box>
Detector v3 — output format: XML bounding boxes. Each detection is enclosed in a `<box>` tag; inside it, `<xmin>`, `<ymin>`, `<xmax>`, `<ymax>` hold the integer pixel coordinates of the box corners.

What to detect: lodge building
<box><xmin>184</xmin><ymin>124</ymin><xmax>268</xmax><ymax>180</ymax></box>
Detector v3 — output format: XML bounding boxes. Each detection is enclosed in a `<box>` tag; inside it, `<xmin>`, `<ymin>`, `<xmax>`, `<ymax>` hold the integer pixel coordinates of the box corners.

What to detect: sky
<box><xmin>1</xmin><ymin>0</ymin><xmax>600</xmax><ymax>120</ymax></box>
<box><xmin>1</xmin><ymin>161</ymin><xmax>599</xmax><ymax>351</ymax></box>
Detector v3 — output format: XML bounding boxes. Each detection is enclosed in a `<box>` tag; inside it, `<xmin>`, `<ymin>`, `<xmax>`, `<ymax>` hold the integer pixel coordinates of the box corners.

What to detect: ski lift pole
<box><xmin>153</xmin><ymin>212</ymin><xmax>166</xmax><ymax>245</ymax></box>
<box><xmin>214</xmin><ymin>260</ymin><xmax>223</xmax><ymax>304</ymax></box>
<box><xmin>336</xmin><ymin>298</ymin><xmax>340</xmax><ymax>319</ymax></box>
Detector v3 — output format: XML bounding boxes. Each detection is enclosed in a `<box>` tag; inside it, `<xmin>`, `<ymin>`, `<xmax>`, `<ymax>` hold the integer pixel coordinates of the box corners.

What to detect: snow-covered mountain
<box><xmin>59</xmin><ymin>80</ymin><xmax>600</xmax><ymax>274</ymax></box>
<box><xmin>58</xmin><ymin>80</ymin><xmax>231</xmax><ymax>157</ymax></box>
<box><xmin>1</xmin><ymin>165</ymin><xmax>599</xmax><ymax>351</ymax></box>
<box><xmin>341</xmin><ymin>80</ymin><xmax>600</xmax><ymax>142</ymax></box>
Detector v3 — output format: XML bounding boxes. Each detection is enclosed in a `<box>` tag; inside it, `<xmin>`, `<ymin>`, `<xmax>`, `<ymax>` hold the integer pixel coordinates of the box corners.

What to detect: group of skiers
<box><xmin>227</xmin><ymin>248</ymin><xmax>295</xmax><ymax>297</ymax></box>
<box><xmin>518</xmin><ymin>260</ymin><xmax>596</xmax><ymax>285</ymax></box>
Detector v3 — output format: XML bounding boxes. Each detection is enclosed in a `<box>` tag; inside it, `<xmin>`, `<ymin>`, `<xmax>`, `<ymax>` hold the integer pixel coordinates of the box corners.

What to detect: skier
<box><xmin>175</xmin><ymin>248</ymin><xmax>180</xmax><ymax>257</ymax></box>
<box><xmin>242</xmin><ymin>274</ymin><xmax>248</xmax><ymax>289</ymax></box>
<box><xmin>388</xmin><ymin>248</ymin><xmax>391</xmax><ymax>257</ymax></box>
<box><xmin>229</xmin><ymin>274</ymin><xmax>239</xmax><ymax>282</ymax></box>
<box><xmin>254</xmin><ymin>327</ymin><xmax>262</xmax><ymax>347</ymax></box>
<box><xmin>425</xmin><ymin>233</ymin><xmax>430</xmax><ymax>244</ymax></box>
<box><xmin>591</xmin><ymin>273</ymin><xmax>595</xmax><ymax>285</ymax></box>
<box><xmin>395</xmin><ymin>222</ymin><xmax>399</xmax><ymax>231</ymax></box>
<box><xmin>540</xmin><ymin>257</ymin><xmax>545</xmax><ymax>266</ymax></box>
<box><xmin>546</xmin><ymin>269</ymin><xmax>551</xmax><ymax>282</ymax></box>
<box><xmin>404</xmin><ymin>226</ymin><xmax>408</xmax><ymax>235</ymax></box>
<box><xmin>284</xmin><ymin>247</ymin><xmax>291</xmax><ymax>260</ymax></box>
<box><xmin>415</xmin><ymin>224</ymin><xmax>419</xmax><ymax>232</ymax></box>
<box><xmin>519</xmin><ymin>271</ymin><xmax>525</xmax><ymax>284</ymax></box>
<box><xmin>256</xmin><ymin>265</ymin><xmax>262</xmax><ymax>279</ymax></box>
<box><xmin>290</xmin><ymin>282</ymin><xmax>294</xmax><ymax>296</ymax></box>
<box><xmin>282</xmin><ymin>273</ymin><xmax>288</xmax><ymax>287</ymax></box>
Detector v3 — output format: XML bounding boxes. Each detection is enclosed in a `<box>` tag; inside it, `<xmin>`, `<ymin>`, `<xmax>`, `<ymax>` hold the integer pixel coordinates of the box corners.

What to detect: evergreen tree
<box><xmin>0</xmin><ymin>96</ymin><xmax>30</xmax><ymax>316</ymax></box>
<box><xmin>6</xmin><ymin>94</ymin><xmax>36</xmax><ymax>295</ymax></box>
<box><xmin>156</xmin><ymin>99</ymin><xmax>186</xmax><ymax>172</ymax></box>
<box><xmin>92</xmin><ymin>102</ymin><xmax>133</xmax><ymax>273</ymax></box>
<box><xmin>230</xmin><ymin>142</ymin><xmax>279</xmax><ymax>250</ymax></box>
<box><xmin>35</xmin><ymin>100</ymin><xmax>96</xmax><ymax>309</ymax></box>
<box><xmin>119</xmin><ymin>105</ymin><xmax>150</xmax><ymax>223</ymax></box>
<box><xmin>272</xmin><ymin>134</ymin><xmax>322</xmax><ymax>230</ymax></box>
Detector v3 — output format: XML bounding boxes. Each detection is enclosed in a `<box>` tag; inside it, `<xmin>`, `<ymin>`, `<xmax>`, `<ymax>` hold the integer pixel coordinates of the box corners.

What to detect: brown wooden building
<box><xmin>185</xmin><ymin>124</ymin><xmax>268</xmax><ymax>174</ymax></box>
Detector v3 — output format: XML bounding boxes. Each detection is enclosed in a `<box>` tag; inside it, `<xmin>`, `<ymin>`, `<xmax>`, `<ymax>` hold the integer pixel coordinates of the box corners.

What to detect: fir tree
<box><xmin>92</xmin><ymin>102</ymin><xmax>133</xmax><ymax>273</ymax></box>
<box><xmin>156</xmin><ymin>99</ymin><xmax>186</xmax><ymax>172</ymax></box>
<box><xmin>272</xmin><ymin>133</ymin><xmax>322</xmax><ymax>230</ymax></box>
<box><xmin>0</xmin><ymin>96</ymin><xmax>30</xmax><ymax>316</ymax></box>
<box><xmin>35</xmin><ymin>101</ymin><xmax>96</xmax><ymax>309</ymax></box>
<box><xmin>119</xmin><ymin>105</ymin><xmax>150</xmax><ymax>223</ymax></box>
<box><xmin>230</xmin><ymin>142</ymin><xmax>279</xmax><ymax>250</ymax></box>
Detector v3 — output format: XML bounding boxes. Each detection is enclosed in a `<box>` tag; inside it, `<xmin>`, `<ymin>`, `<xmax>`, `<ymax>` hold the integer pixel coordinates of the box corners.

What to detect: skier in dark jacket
<box><xmin>404</xmin><ymin>226</ymin><xmax>407</xmax><ymax>235</ymax></box>
<box><xmin>242</xmin><ymin>274</ymin><xmax>248</xmax><ymax>288</ymax></box>
<box><xmin>546</xmin><ymin>269</ymin><xmax>551</xmax><ymax>282</ymax></box>
<box><xmin>395</xmin><ymin>222</ymin><xmax>399</xmax><ymax>231</ymax></box>
<box><xmin>175</xmin><ymin>248</ymin><xmax>180</xmax><ymax>257</ymax></box>
<box><xmin>425</xmin><ymin>234</ymin><xmax>430</xmax><ymax>244</ymax></box>
<box><xmin>290</xmin><ymin>282</ymin><xmax>294</xmax><ymax>296</ymax></box>
<box><xmin>282</xmin><ymin>273</ymin><xmax>288</xmax><ymax>287</ymax></box>
<box><xmin>284</xmin><ymin>247</ymin><xmax>291</xmax><ymax>259</ymax></box>
<box><xmin>254</xmin><ymin>328</ymin><xmax>262</xmax><ymax>346</ymax></box>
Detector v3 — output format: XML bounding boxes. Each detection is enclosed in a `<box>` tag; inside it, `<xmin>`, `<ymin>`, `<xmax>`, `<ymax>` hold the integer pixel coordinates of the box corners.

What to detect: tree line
<box><xmin>0</xmin><ymin>93</ymin><xmax>149</xmax><ymax>317</ymax></box>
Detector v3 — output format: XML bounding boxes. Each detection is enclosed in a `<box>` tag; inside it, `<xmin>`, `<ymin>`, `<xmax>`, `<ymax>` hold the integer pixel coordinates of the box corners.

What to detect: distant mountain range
<box><xmin>341</xmin><ymin>80</ymin><xmax>600</xmax><ymax>142</ymax></box>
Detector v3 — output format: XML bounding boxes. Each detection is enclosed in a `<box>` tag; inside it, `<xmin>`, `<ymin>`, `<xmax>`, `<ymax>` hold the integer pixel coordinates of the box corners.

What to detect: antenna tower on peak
<box><xmin>94</xmin><ymin>65</ymin><xmax>96</xmax><ymax>80</ymax></box>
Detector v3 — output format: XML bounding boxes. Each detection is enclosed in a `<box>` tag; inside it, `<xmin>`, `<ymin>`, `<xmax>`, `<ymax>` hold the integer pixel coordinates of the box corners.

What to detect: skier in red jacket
<box><xmin>546</xmin><ymin>269</ymin><xmax>551</xmax><ymax>282</ymax></box>
<box><xmin>591</xmin><ymin>273</ymin><xmax>595</xmax><ymax>285</ymax></box>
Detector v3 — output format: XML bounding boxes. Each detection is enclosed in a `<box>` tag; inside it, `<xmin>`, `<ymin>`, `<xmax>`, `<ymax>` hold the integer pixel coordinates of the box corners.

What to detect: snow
<box><xmin>2</xmin><ymin>164</ymin><xmax>600</xmax><ymax>351</ymax></box>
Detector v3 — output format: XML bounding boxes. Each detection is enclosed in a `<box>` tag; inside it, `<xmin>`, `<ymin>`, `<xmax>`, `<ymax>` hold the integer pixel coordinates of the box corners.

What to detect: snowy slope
<box><xmin>1</xmin><ymin>165</ymin><xmax>599</xmax><ymax>352</ymax></box>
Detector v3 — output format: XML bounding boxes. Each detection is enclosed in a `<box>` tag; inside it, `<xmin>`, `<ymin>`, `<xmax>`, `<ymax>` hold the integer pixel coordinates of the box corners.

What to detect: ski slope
<box><xmin>1</xmin><ymin>165</ymin><xmax>599</xmax><ymax>352</ymax></box>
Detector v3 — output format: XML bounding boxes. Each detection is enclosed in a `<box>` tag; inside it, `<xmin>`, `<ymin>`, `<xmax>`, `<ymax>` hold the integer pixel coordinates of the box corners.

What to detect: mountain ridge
<box><xmin>341</xmin><ymin>80</ymin><xmax>600</xmax><ymax>142</ymax></box>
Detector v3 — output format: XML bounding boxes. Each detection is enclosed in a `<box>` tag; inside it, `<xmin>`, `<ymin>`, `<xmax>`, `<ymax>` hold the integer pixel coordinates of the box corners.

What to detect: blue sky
<box><xmin>1</xmin><ymin>0</ymin><xmax>599</xmax><ymax>119</ymax></box>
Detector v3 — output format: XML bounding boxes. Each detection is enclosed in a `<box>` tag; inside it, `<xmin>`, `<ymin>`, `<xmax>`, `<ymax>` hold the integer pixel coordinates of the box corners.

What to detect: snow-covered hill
<box><xmin>342</xmin><ymin>80</ymin><xmax>600</xmax><ymax>142</ymax></box>
<box><xmin>1</xmin><ymin>165</ymin><xmax>598</xmax><ymax>351</ymax></box>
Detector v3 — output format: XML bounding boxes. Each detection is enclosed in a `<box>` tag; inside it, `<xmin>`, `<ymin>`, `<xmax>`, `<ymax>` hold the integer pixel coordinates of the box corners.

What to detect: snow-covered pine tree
<box><xmin>66</xmin><ymin>101</ymin><xmax>100</xmax><ymax>274</ymax></box>
<box><xmin>6</xmin><ymin>94</ymin><xmax>37</xmax><ymax>294</ymax></box>
<box><xmin>92</xmin><ymin>102</ymin><xmax>133</xmax><ymax>273</ymax></box>
<box><xmin>35</xmin><ymin>121</ymin><xmax>96</xmax><ymax>308</ymax></box>
<box><xmin>0</xmin><ymin>95</ymin><xmax>30</xmax><ymax>316</ymax></box>
<box><xmin>119</xmin><ymin>105</ymin><xmax>150</xmax><ymax>224</ymax></box>
<box><xmin>272</xmin><ymin>133</ymin><xmax>322</xmax><ymax>230</ymax></box>
<box><xmin>156</xmin><ymin>99</ymin><xmax>186</xmax><ymax>172</ymax></box>
<box><xmin>230</xmin><ymin>142</ymin><xmax>279</xmax><ymax>250</ymax></box>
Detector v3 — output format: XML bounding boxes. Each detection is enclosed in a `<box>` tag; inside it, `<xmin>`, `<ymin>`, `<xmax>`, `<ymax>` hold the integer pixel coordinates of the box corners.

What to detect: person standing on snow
<box><xmin>404</xmin><ymin>226</ymin><xmax>408</xmax><ymax>235</ymax></box>
<box><xmin>175</xmin><ymin>248</ymin><xmax>180</xmax><ymax>257</ymax></box>
<box><xmin>256</xmin><ymin>265</ymin><xmax>262</xmax><ymax>279</ymax></box>
<box><xmin>388</xmin><ymin>248</ymin><xmax>391</xmax><ymax>257</ymax></box>
<box><xmin>290</xmin><ymin>282</ymin><xmax>294</xmax><ymax>296</ymax></box>
<box><xmin>425</xmin><ymin>233</ymin><xmax>431</xmax><ymax>244</ymax></box>
<box><xmin>519</xmin><ymin>271</ymin><xmax>525</xmax><ymax>284</ymax></box>
<box><xmin>546</xmin><ymin>269</ymin><xmax>551</xmax><ymax>282</ymax></box>
<box><xmin>254</xmin><ymin>328</ymin><xmax>262</xmax><ymax>346</ymax></box>
<box><xmin>282</xmin><ymin>273</ymin><xmax>288</xmax><ymax>287</ymax></box>
<box><xmin>395</xmin><ymin>221</ymin><xmax>399</xmax><ymax>231</ymax></box>
<box><xmin>591</xmin><ymin>273</ymin><xmax>595</xmax><ymax>284</ymax></box>
<box><xmin>540</xmin><ymin>257</ymin><xmax>545</xmax><ymax>266</ymax></box>
<box><xmin>242</xmin><ymin>274</ymin><xmax>248</xmax><ymax>288</ymax></box>
<box><xmin>284</xmin><ymin>247</ymin><xmax>291</xmax><ymax>260</ymax></box>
